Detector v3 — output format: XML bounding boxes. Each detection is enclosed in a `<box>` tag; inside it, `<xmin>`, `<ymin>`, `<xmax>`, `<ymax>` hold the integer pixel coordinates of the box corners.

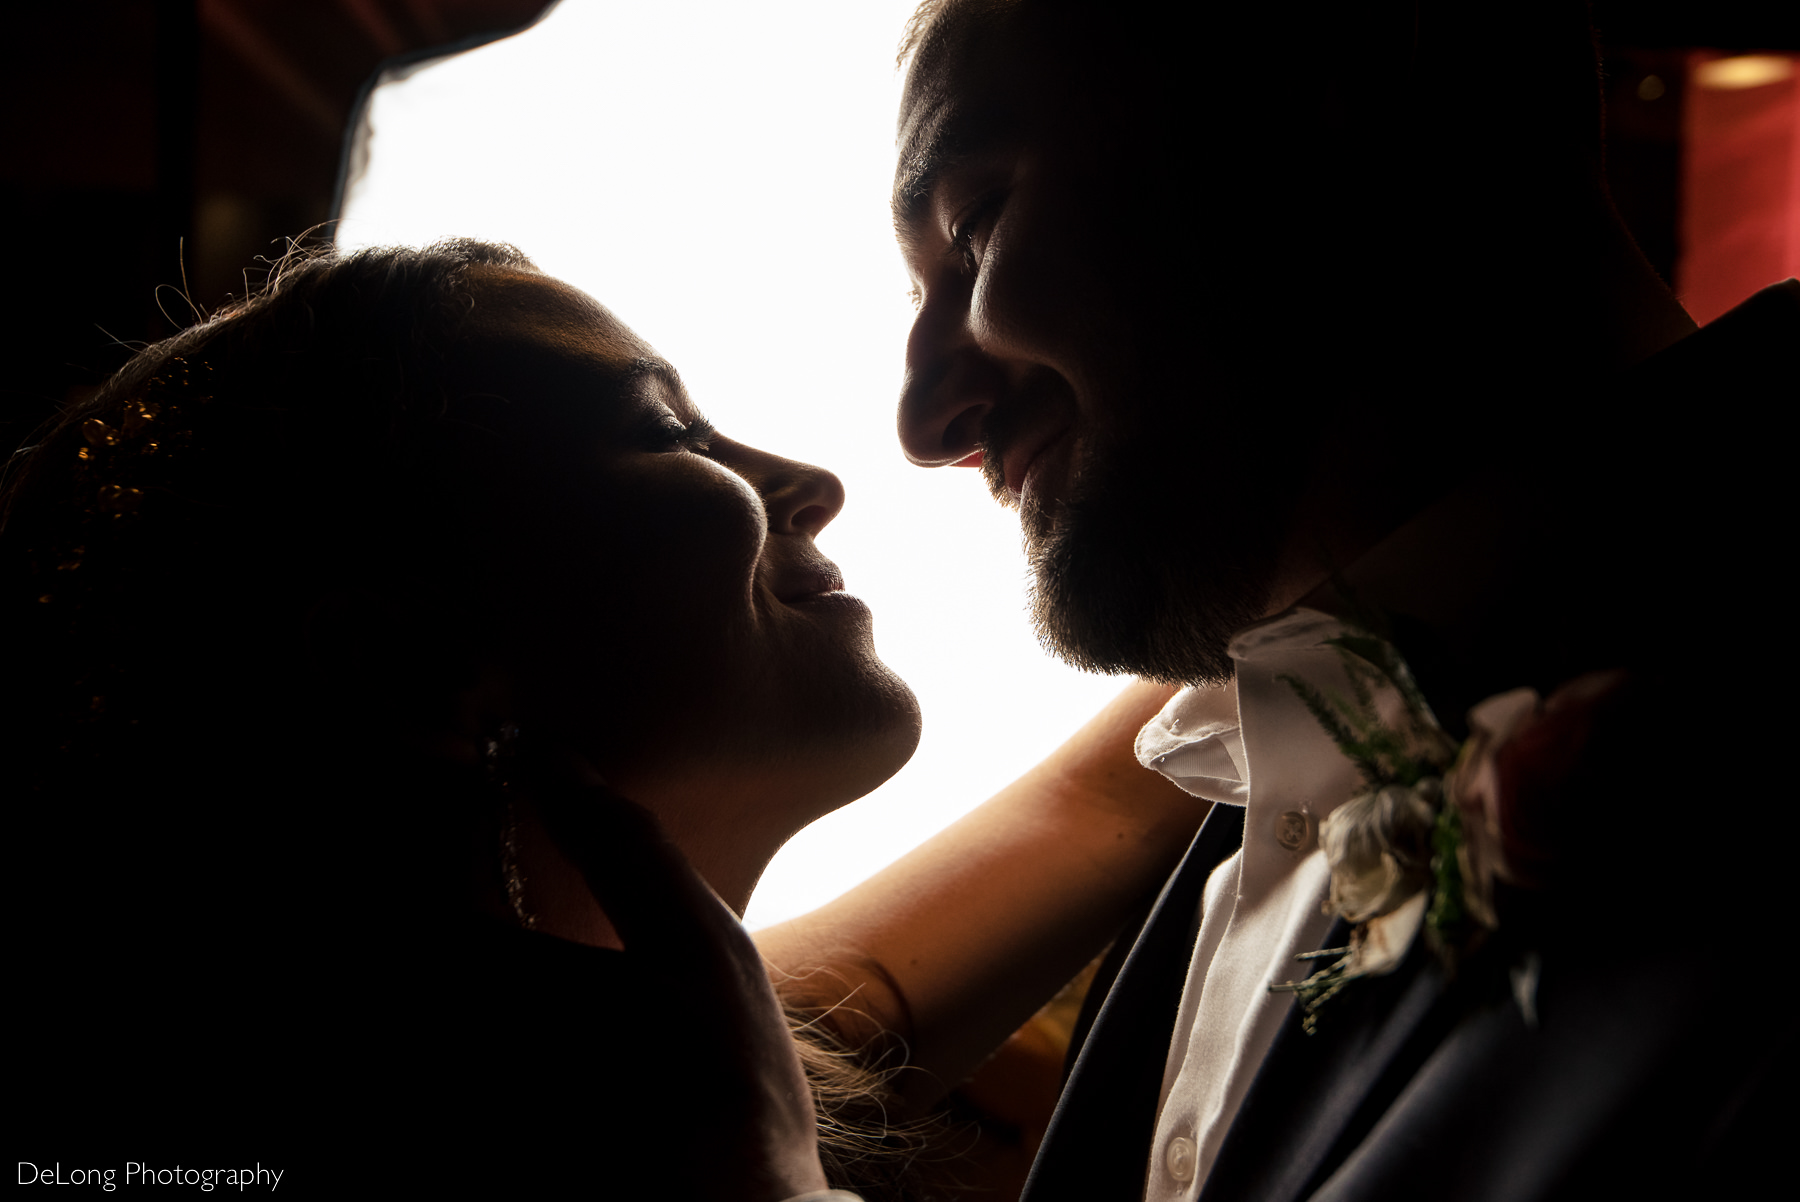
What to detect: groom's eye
<box><xmin>949</xmin><ymin>191</ymin><xmax>1004</xmax><ymax>274</ymax></box>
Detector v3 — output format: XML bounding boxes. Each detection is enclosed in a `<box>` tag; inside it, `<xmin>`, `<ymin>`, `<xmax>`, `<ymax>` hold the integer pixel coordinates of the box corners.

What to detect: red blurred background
<box><xmin>1677</xmin><ymin>51</ymin><xmax>1800</xmax><ymax>323</ymax></box>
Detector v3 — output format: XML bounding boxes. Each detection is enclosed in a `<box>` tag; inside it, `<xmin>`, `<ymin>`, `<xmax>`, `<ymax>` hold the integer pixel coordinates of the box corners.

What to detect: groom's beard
<box><xmin>987</xmin><ymin>395</ymin><xmax>1282</xmax><ymax>688</ymax></box>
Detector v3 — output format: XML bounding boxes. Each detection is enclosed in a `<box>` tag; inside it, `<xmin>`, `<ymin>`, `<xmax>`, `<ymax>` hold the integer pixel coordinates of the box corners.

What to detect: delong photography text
<box><xmin>18</xmin><ymin>1163</ymin><xmax>284</xmax><ymax>1192</ymax></box>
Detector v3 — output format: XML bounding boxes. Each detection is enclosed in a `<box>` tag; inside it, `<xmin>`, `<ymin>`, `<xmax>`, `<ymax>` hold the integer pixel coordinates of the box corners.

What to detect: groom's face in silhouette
<box><xmin>893</xmin><ymin>2</ymin><xmax>1289</xmax><ymax>685</ymax></box>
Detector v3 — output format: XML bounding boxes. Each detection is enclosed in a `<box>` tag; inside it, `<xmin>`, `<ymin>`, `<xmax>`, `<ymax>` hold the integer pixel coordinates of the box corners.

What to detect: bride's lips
<box><xmin>773</xmin><ymin>559</ymin><xmax>849</xmax><ymax>605</ymax></box>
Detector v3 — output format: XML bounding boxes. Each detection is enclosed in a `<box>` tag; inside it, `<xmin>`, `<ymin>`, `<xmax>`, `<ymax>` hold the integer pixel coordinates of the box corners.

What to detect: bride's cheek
<box><xmin>676</xmin><ymin>471</ymin><xmax>768</xmax><ymax>582</ymax></box>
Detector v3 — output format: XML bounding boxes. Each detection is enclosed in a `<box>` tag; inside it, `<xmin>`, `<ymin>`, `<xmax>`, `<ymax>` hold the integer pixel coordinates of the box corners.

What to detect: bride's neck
<box><xmin>505</xmin><ymin>780</ymin><xmax>793</xmax><ymax>949</ymax></box>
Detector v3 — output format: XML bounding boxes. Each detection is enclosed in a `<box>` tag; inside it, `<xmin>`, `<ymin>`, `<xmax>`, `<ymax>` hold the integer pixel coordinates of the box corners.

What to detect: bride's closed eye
<box><xmin>636</xmin><ymin>411</ymin><xmax>717</xmax><ymax>455</ymax></box>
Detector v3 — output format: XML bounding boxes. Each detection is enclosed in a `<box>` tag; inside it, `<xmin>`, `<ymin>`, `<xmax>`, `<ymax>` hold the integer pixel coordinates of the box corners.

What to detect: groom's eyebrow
<box><xmin>894</xmin><ymin>143</ymin><xmax>964</xmax><ymax>232</ymax></box>
<box><xmin>894</xmin><ymin>103</ymin><xmax>991</xmax><ymax>234</ymax></box>
<box><xmin>894</xmin><ymin>108</ymin><xmax>1022</xmax><ymax>255</ymax></box>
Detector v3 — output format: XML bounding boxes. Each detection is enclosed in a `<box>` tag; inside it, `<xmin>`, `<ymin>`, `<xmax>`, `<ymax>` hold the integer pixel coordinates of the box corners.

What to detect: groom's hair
<box><xmin>898</xmin><ymin>0</ymin><xmax>1608</xmax><ymax>178</ymax></box>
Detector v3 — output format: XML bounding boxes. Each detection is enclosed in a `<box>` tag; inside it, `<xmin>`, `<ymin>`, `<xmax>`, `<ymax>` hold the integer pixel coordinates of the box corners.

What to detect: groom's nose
<box><xmin>896</xmin><ymin>284</ymin><xmax>1003</xmax><ymax>469</ymax></box>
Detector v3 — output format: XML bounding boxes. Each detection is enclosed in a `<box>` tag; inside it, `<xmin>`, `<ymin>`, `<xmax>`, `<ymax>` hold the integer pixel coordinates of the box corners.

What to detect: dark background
<box><xmin>2</xmin><ymin>0</ymin><xmax>1796</xmax><ymax>459</ymax></box>
<box><xmin>2</xmin><ymin>0</ymin><xmax>554</xmax><ymax>459</ymax></box>
<box><xmin>0</xmin><ymin>5</ymin><xmax>1795</xmax><ymax>1201</ymax></box>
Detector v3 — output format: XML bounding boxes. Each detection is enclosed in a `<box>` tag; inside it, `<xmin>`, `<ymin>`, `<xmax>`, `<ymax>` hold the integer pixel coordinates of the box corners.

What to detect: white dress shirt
<box><xmin>1136</xmin><ymin>609</ymin><xmax>1417</xmax><ymax>1199</ymax></box>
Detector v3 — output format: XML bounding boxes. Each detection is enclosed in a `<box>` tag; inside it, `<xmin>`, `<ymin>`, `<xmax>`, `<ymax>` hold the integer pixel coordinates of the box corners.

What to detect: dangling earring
<box><xmin>484</xmin><ymin>720</ymin><xmax>536</xmax><ymax>929</ymax></box>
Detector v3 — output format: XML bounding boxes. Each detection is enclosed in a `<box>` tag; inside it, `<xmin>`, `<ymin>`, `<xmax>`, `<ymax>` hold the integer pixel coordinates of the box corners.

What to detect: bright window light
<box><xmin>337</xmin><ymin>0</ymin><xmax>1129</xmax><ymax>928</ymax></box>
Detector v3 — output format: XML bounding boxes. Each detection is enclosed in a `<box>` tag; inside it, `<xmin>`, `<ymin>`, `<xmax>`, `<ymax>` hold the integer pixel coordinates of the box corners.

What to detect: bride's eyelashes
<box><xmin>673</xmin><ymin>416</ymin><xmax>717</xmax><ymax>454</ymax></box>
<box><xmin>634</xmin><ymin>410</ymin><xmax>717</xmax><ymax>455</ymax></box>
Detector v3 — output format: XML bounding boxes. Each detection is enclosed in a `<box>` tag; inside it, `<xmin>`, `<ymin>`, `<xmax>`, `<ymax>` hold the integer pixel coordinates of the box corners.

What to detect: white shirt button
<box><xmin>1273</xmin><ymin>809</ymin><xmax>1311</xmax><ymax>851</ymax></box>
<box><xmin>1165</xmin><ymin>1134</ymin><xmax>1197</xmax><ymax>1182</ymax></box>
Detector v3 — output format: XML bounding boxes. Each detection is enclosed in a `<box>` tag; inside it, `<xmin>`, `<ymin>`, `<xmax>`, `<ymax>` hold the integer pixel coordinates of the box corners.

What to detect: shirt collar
<box><xmin>1136</xmin><ymin>609</ymin><xmax>1409</xmax><ymax>830</ymax></box>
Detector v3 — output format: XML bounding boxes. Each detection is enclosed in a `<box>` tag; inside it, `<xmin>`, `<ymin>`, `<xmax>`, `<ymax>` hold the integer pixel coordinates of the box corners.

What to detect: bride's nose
<box><xmin>737</xmin><ymin>450</ymin><xmax>846</xmax><ymax>537</ymax></box>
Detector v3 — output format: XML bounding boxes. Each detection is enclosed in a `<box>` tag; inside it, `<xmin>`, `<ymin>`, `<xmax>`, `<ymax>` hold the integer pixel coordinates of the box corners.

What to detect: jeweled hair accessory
<box><xmin>35</xmin><ymin>355</ymin><xmax>211</xmax><ymax>605</ymax></box>
<box><xmin>25</xmin><ymin>356</ymin><xmax>215</xmax><ymax>739</ymax></box>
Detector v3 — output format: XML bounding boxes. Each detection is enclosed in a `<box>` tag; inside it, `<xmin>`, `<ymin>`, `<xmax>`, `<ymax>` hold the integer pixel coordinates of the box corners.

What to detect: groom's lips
<box><xmin>1000</xmin><ymin>421</ymin><xmax>1074</xmax><ymax>503</ymax></box>
<box><xmin>982</xmin><ymin>371</ymin><xmax>1082</xmax><ymax>505</ymax></box>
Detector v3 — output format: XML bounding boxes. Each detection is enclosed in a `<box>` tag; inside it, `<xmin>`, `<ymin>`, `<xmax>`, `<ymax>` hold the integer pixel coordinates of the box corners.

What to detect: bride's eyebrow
<box><xmin>624</xmin><ymin>356</ymin><xmax>710</xmax><ymax>421</ymax></box>
<box><xmin>625</xmin><ymin>356</ymin><xmax>684</xmax><ymax>395</ymax></box>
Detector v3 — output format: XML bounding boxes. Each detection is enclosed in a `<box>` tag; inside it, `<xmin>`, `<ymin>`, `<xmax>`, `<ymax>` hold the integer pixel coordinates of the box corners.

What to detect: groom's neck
<box><xmin>1288</xmin><ymin>211</ymin><xmax>1701</xmax><ymax>718</ymax></box>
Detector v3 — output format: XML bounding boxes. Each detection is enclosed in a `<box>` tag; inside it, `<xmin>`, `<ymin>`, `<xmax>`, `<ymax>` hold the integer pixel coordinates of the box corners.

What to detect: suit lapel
<box><xmin>1200</xmin><ymin>919</ymin><xmax>1463</xmax><ymax>1202</ymax></box>
<box><xmin>1022</xmin><ymin>805</ymin><xmax>1245</xmax><ymax>1202</ymax></box>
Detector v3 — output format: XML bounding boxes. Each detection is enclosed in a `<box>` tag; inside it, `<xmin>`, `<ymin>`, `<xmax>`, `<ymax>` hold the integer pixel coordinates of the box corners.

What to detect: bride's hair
<box><xmin>2</xmin><ymin>240</ymin><xmax>550</xmax><ymax>969</ymax></box>
<box><xmin>3</xmin><ymin>238</ymin><xmax>533</xmax><ymax>773</ymax></box>
<box><xmin>1</xmin><ymin>239</ymin><xmax>948</xmax><ymax>1196</ymax></box>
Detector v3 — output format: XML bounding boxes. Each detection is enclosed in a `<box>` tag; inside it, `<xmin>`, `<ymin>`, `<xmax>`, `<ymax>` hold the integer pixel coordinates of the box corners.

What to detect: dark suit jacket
<box><xmin>1021</xmin><ymin>280</ymin><xmax>1800</xmax><ymax>1201</ymax></box>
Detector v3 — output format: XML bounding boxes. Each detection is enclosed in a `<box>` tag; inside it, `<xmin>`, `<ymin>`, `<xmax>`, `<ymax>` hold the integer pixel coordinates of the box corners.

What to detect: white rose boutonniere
<box><xmin>1318</xmin><ymin>780</ymin><xmax>1439</xmax><ymax>924</ymax></box>
<box><xmin>1267</xmin><ymin>629</ymin><xmax>1466</xmax><ymax>1031</ymax></box>
<box><xmin>1270</xmin><ymin>620</ymin><xmax>1628</xmax><ymax>1034</ymax></box>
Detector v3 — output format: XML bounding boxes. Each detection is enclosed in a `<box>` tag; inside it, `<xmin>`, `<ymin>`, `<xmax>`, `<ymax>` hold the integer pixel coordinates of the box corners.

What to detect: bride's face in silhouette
<box><xmin>452</xmin><ymin>268</ymin><xmax>919</xmax><ymax>839</ymax></box>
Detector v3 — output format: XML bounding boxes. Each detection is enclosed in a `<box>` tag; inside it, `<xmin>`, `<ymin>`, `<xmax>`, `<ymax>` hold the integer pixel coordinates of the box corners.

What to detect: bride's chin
<box><xmin>817</xmin><ymin>701</ymin><xmax>923</xmax><ymax>813</ymax></box>
<box><xmin>756</xmin><ymin>691</ymin><xmax>924</xmax><ymax>821</ymax></box>
<box><xmin>566</xmin><ymin>649</ymin><xmax>919</xmax><ymax>823</ymax></box>
<box><xmin>809</xmin><ymin>666</ymin><xmax>922</xmax><ymax>799</ymax></box>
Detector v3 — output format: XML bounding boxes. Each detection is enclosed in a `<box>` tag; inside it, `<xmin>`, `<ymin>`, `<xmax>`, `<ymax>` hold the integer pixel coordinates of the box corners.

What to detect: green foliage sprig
<box><xmin>1270</xmin><ymin>621</ymin><xmax>1485</xmax><ymax>1029</ymax></box>
<box><xmin>1276</xmin><ymin>632</ymin><xmax>1456</xmax><ymax>789</ymax></box>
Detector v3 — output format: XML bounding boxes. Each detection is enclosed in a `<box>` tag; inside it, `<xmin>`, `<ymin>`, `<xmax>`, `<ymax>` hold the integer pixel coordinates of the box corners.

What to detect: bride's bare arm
<box><xmin>754</xmin><ymin>679</ymin><xmax>1209</xmax><ymax>1110</ymax></box>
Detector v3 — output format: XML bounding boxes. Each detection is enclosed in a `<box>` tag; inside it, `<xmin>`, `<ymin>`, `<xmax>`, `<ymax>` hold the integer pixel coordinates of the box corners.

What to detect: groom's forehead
<box><xmin>893</xmin><ymin>6</ymin><xmax>1059</xmax><ymax>225</ymax></box>
<box><xmin>893</xmin><ymin>89</ymin><xmax>1017</xmax><ymax>231</ymax></box>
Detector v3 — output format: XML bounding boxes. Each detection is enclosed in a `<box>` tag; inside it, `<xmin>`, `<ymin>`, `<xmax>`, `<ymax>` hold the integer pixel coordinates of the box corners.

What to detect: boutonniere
<box><xmin>1270</xmin><ymin>625</ymin><xmax>1625</xmax><ymax>1034</ymax></box>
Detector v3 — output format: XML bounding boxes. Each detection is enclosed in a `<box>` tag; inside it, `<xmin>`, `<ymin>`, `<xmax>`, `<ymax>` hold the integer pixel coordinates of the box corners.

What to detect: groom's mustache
<box><xmin>976</xmin><ymin>371</ymin><xmax>1083</xmax><ymax>508</ymax></box>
